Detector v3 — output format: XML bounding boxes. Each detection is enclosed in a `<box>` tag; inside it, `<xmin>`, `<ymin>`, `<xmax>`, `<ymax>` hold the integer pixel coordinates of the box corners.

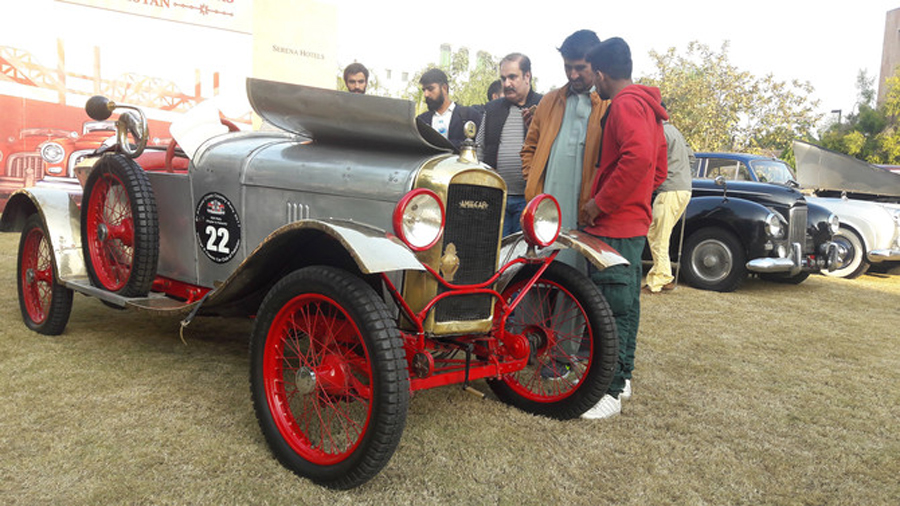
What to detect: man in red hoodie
<box><xmin>580</xmin><ymin>37</ymin><xmax>668</xmax><ymax>419</ymax></box>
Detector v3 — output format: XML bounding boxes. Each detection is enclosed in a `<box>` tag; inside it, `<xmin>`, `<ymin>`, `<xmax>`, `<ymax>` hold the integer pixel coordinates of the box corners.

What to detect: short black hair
<box><xmin>558</xmin><ymin>29</ymin><xmax>601</xmax><ymax>61</ymax></box>
<box><xmin>343</xmin><ymin>62</ymin><xmax>369</xmax><ymax>82</ymax></box>
<box><xmin>420</xmin><ymin>68</ymin><xmax>449</xmax><ymax>87</ymax></box>
<box><xmin>487</xmin><ymin>79</ymin><xmax>502</xmax><ymax>101</ymax></box>
<box><xmin>500</xmin><ymin>52</ymin><xmax>531</xmax><ymax>75</ymax></box>
<box><xmin>587</xmin><ymin>37</ymin><xmax>632</xmax><ymax>80</ymax></box>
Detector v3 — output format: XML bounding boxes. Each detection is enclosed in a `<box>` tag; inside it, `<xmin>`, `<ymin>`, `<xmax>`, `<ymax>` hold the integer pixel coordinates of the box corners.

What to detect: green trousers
<box><xmin>588</xmin><ymin>235</ymin><xmax>645</xmax><ymax>398</ymax></box>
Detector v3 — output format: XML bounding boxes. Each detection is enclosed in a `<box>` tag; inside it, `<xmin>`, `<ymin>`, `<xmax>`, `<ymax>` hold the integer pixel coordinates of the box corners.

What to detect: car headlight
<box><xmin>827</xmin><ymin>213</ymin><xmax>840</xmax><ymax>235</ymax></box>
<box><xmin>40</xmin><ymin>142</ymin><xmax>65</xmax><ymax>164</ymax></box>
<box><xmin>521</xmin><ymin>194</ymin><xmax>561</xmax><ymax>247</ymax></box>
<box><xmin>393</xmin><ymin>188</ymin><xmax>444</xmax><ymax>251</ymax></box>
<box><xmin>765</xmin><ymin>212</ymin><xmax>785</xmax><ymax>239</ymax></box>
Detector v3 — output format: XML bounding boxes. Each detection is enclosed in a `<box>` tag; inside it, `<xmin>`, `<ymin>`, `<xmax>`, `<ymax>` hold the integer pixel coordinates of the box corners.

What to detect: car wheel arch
<box><xmin>199</xmin><ymin>221</ymin><xmax>420</xmax><ymax>316</ymax></box>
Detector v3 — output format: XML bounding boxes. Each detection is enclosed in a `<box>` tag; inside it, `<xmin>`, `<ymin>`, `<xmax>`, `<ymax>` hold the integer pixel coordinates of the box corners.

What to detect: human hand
<box><xmin>521</xmin><ymin>105</ymin><xmax>537</xmax><ymax>130</ymax></box>
<box><xmin>580</xmin><ymin>198</ymin><xmax>600</xmax><ymax>226</ymax></box>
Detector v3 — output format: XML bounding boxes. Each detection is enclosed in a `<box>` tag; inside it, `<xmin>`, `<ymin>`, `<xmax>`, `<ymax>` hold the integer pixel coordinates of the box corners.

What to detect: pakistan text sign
<box><xmin>57</xmin><ymin>0</ymin><xmax>252</xmax><ymax>33</ymax></box>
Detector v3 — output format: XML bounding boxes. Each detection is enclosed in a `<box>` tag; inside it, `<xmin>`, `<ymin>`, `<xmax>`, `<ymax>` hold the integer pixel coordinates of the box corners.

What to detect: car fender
<box><xmin>495</xmin><ymin>230</ymin><xmax>628</xmax><ymax>292</ymax></box>
<box><xmin>676</xmin><ymin>195</ymin><xmax>772</xmax><ymax>259</ymax></box>
<box><xmin>0</xmin><ymin>188</ymin><xmax>86</xmax><ymax>280</ymax></box>
<box><xmin>196</xmin><ymin>218</ymin><xmax>425</xmax><ymax>315</ymax></box>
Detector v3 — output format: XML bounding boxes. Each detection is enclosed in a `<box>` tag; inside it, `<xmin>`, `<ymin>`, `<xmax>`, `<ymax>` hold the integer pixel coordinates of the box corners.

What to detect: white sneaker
<box><xmin>581</xmin><ymin>394</ymin><xmax>621</xmax><ymax>419</ymax></box>
<box><xmin>621</xmin><ymin>379</ymin><xmax>632</xmax><ymax>401</ymax></box>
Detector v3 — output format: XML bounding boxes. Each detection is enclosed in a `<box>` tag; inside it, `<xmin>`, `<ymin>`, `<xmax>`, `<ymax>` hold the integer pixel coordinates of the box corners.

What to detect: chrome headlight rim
<box><xmin>765</xmin><ymin>212</ymin><xmax>786</xmax><ymax>239</ymax></box>
<box><xmin>40</xmin><ymin>142</ymin><xmax>65</xmax><ymax>164</ymax></box>
<box><xmin>392</xmin><ymin>188</ymin><xmax>445</xmax><ymax>252</ymax></box>
<box><xmin>521</xmin><ymin>194</ymin><xmax>561</xmax><ymax>247</ymax></box>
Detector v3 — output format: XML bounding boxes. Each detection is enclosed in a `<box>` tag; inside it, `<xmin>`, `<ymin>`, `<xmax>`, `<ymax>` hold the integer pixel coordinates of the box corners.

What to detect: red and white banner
<box><xmin>56</xmin><ymin>0</ymin><xmax>253</xmax><ymax>33</ymax></box>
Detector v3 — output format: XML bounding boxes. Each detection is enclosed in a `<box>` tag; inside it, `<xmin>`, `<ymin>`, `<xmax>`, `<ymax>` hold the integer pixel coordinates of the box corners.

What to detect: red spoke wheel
<box><xmin>488</xmin><ymin>261</ymin><xmax>617</xmax><ymax>419</ymax></box>
<box><xmin>17</xmin><ymin>214</ymin><xmax>73</xmax><ymax>335</ymax></box>
<box><xmin>250</xmin><ymin>266</ymin><xmax>409</xmax><ymax>489</ymax></box>
<box><xmin>81</xmin><ymin>154</ymin><xmax>158</xmax><ymax>297</ymax></box>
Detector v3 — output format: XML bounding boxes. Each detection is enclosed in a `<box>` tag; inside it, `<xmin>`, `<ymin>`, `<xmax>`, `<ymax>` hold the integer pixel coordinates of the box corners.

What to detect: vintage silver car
<box><xmin>794</xmin><ymin>140</ymin><xmax>900</xmax><ymax>278</ymax></box>
<box><xmin>1</xmin><ymin>79</ymin><xmax>626</xmax><ymax>489</ymax></box>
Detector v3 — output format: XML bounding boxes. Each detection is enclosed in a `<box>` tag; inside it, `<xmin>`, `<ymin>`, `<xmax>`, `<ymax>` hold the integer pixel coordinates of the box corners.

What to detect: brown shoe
<box><xmin>641</xmin><ymin>286</ymin><xmax>657</xmax><ymax>295</ymax></box>
<box><xmin>661</xmin><ymin>282</ymin><xmax>676</xmax><ymax>291</ymax></box>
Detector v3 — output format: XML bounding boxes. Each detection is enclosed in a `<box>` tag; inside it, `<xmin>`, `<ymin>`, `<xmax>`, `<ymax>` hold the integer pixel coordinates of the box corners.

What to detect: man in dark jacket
<box><xmin>476</xmin><ymin>53</ymin><xmax>543</xmax><ymax>235</ymax></box>
<box><xmin>580</xmin><ymin>37</ymin><xmax>668</xmax><ymax>419</ymax></box>
<box><xmin>416</xmin><ymin>69</ymin><xmax>481</xmax><ymax>149</ymax></box>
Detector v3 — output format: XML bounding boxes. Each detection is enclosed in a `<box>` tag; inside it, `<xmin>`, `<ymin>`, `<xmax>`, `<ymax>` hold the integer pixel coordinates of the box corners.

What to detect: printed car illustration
<box><xmin>1</xmin><ymin>79</ymin><xmax>627</xmax><ymax>489</ymax></box>
<box><xmin>0</xmin><ymin>127</ymin><xmax>76</xmax><ymax>212</ymax></box>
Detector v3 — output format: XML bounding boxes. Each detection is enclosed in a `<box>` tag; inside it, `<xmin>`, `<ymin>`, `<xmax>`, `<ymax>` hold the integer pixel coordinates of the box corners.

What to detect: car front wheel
<box><xmin>249</xmin><ymin>266</ymin><xmax>409</xmax><ymax>489</ymax></box>
<box><xmin>822</xmin><ymin>227</ymin><xmax>869</xmax><ymax>279</ymax></box>
<box><xmin>681</xmin><ymin>227</ymin><xmax>747</xmax><ymax>292</ymax></box>
<box><xmin>487</xmin><ymin>261</ymin><xmax>618</xmax><ymax>419</ymax></box>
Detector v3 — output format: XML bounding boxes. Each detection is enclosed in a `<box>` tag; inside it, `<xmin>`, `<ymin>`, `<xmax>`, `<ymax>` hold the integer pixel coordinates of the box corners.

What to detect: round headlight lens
<box><xmin>827</xmin><ymin>213</ymin><xmax>840</xmax><ymax>235</ymax></box>
<box><xmin>521</xmin><ymin>194</ymin><xmax>561</xmax><ymax>247</ymax></box>
<box><xmin>765</xmin><ymin>212</ymin><xmax>785</xmax><ymax>238</ymax></box>
<box><xmin>393</xmin><ymin>189</ymin><xmax>444</xmax><ymax>251</ymax></box>
<box><xmin>40</xmin><ymin>142</ymin><xmax>65</xmax><ymax>164</ymax></box>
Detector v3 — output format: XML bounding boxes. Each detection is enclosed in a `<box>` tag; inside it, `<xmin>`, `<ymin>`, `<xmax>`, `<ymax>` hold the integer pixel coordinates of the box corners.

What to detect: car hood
<box><xmin>691</xmin><ymin>179</ymin><xmax>804</xmax><ymax>208</ymax></box>
<box><xmin>246</xmin><ymin>77</ymin><xmax>455</xmax><ymax>154</ymax></box>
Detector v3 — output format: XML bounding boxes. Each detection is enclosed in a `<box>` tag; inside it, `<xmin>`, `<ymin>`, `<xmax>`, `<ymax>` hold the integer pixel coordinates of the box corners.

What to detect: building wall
<box><xmin>878</xmin><ymin>7</ymin><xmax>900</xmax><ymax>105</ymax></box>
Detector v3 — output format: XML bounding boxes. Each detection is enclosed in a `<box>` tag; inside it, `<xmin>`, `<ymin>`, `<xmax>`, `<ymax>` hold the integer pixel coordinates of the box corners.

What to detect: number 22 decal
<box><xmin>205</xmin><ymin>225</ymin><xmax>231</xmax><ymax>254</ymax></box>
<box><xmin>196</xmin><ymin>192</ymin><xmax>241</xmax><ymax>263</ymax></box>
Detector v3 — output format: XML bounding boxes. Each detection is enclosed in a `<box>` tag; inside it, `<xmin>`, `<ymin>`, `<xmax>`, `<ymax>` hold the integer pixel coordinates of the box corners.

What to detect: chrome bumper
<box><xmin>746</xmin><ymin>243</ymin><xmax>803</xmax><ymax>274</ymax></box>
<box><xmin>868</xmin><ymin>248</ymin><xmax>900</xmax><ymax>262</ymax></box>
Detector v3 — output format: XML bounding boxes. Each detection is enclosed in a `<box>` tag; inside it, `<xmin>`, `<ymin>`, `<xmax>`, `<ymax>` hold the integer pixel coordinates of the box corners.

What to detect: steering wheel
<box><xmin>164</xmin><ymin>118</ymin><xmax>240</xmax><ymax>173</ymax></box>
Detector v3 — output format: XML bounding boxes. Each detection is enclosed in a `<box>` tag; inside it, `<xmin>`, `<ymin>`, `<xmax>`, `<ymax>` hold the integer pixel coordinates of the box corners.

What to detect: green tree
<box><xmin>818</xmin><ymin>69</ymin><xmax>900</xmax><ymax>164</ymax></box>
<box><xmin>641</xmin><ymin>41</ymin><xmax>822</xmax><ymax>156</ymax></box>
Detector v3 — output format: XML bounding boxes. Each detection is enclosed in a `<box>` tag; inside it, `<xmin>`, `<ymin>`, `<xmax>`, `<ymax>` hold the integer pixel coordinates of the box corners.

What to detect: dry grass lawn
<box><xmin>1</xmin><ymin>230</ymin><xmax>898</xmax><ymax>505</ymax></box>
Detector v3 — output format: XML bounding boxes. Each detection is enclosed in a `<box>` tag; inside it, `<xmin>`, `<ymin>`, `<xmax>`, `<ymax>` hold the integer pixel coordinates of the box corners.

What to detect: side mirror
<box><xmin>714</xmin><ymin>175</ymin><xmax>728</xmax><ymax>201</ymax></box>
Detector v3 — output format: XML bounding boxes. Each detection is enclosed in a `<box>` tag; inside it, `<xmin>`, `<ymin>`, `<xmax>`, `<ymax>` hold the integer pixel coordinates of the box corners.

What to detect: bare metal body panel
<box><xmin>795</xmin><ymin>140</ymin><xmax>900</xmax><ymax>198</ymax></box>
<box><xmin>3</xmin><ymin>188</ymin><xmax>86</xmax><ymax>281</ymax></box>
<box><xmin>247</xmin><ymin>78</ymin><xmax>454</xmax><ymax>153</ymax></box>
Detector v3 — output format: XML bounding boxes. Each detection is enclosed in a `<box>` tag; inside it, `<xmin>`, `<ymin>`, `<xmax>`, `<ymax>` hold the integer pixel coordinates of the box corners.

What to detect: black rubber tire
<box><xmin>17</xmin><ymin>214</ymin><xmax>73</xmax><ymax>335</ymax></box>
<box><xmin>760</xmin><ymin>271</ymin><xmax>811</xmax><ymax>284</ymax></box>
<box><xmin>487</xmin><ymin>261</ymin><xmax>618</xmax><ymax>420</ymax></box>
<box><xmin>249</xmin><ymin>266</ymin><xmax>409</xmax><ymax>489</ymax></box>
<box><xmin>682</xmin><ymin>227</ymin><xmax>747</xmax><ymax>292</ymax></box>
<box><xmin>822</xmin><ymin>227</ymin><xmax>869</xmax><ymax>279</ymax></box>
<box><xmin>81</xmin><ymin>153</ymin><xmax>158</xmax><ymax>297</ymax></box>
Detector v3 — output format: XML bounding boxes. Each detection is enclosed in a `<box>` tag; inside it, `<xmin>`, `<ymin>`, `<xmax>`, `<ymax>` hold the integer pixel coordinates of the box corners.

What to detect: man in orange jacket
<box><xmin>521</xmin><ymin>30</ymin><xmax>609</xmax><ymax>234</ymax></box>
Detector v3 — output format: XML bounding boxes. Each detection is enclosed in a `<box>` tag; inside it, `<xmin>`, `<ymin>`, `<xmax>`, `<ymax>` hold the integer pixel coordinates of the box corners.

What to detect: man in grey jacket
<box><xmin>644</xmin><ymin>116</ymin><xmax>694</xmax><ymax>294</ymax></box>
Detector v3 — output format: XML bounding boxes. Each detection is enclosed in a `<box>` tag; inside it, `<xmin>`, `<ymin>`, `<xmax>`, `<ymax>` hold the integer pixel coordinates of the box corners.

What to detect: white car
<box><xmin>794</xmin><ymin>141</ymin><xmax>900</xmax><ymax>278</ymax></box>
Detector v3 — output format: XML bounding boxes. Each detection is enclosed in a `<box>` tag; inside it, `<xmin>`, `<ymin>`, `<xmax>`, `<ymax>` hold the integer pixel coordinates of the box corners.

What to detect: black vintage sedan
<box><xmin>659</xmin><ymin>178</ymin><xmax>841</xmax><ymax>292</ymax></box>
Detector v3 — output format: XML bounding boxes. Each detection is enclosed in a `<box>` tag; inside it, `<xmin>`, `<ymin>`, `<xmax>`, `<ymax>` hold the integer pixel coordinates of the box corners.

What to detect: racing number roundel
<box><xmin>195</xmin><ymin>192</ymin><xmax>241</xmax><ymax>263</ymax></box>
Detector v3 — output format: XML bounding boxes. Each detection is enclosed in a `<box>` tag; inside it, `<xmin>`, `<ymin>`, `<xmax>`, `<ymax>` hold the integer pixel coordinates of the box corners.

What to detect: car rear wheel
<box><xmin>682</xmin><ymin>227</ymin><xmax>747</xmax><ymax>292</ymax></box>
<box><xmin>81</xmin><ymin>153</ymin><xmax>158</xmax><ymax>297</ymax></box>
<box><xmin>487</xmin><ymin>261</ymin><xmax>617</xmax><ymax>420</ymax></box>
<box><xmin>822</xmin><ymin>227</ymin><xmax>869</xmax><ymax>279</ymax></box>
<box><xmin>249</xmin><ymin>266</ymin><xmax>409</xmax><ymax>489</ymax></box>
<box><xmin>17</xmin><ymin>214</ymin><xmax>73</xmax><ymax>335</ymax></box>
